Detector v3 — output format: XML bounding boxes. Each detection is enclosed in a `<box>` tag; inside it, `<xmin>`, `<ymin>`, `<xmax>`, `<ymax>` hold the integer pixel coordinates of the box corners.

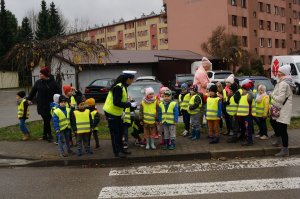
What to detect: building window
<box><xmin>242</xmin><ymin>36</ymin><xmax>248</xmax><ymax>47</ymax></box>
<box><xmin>266</xmin><ymin>4</ymin><xmax>271</xmax><ymax>13</ymax></box>
<box><xmin>231</xmin><ymin>0</ymin><xmax>237</xmax><ymax>6</ymax></box>
<box><xmin>281</xmin><ymin>24</ymin><xmax>285</xmax><ymax>32</ymax></box>
<box><xmin>280</xmin><ymin>8</ymin><xmax>285</xmax><ymax>17</ymax></box>
<box><xmin>260</xmin><ymin>38</ymin><xmax>264</xmax><ymax>47</ymax></box>
<box><xmin>152</xmin><ymin>34</ymin><xmax>157</xmax><ymax>39</ymax></box>
<box><xmin>275</xmin><ymin>39</ymin><xmax>279</xmax><ymax>48</ymax></box>
<box><xmin>293</xmin><ymin>11</ymin><xmax>297</xmax><ymax>19</ymax></box>
<box><xmin>294</xmin><ymin>25</ymin><xmax>297</xmax><ymax>34</ymax></box>
<box><xmin>267</xmin><ymin>38</ymin><xmax>272</xmax><ymax>48</ymax></box>
<box><xmin>152</xmin><ymin>45</ymin><xmax>157</xmax><ymax>50</ymax></box>
<box><xmin>294</xmin><ymin>40</ymin><xmax>298</xmax><ymax>49</ymax></box>
<box><xmin>159</xmin><ymin>27</ymin><xmax>167</xmax><ymax>34</ymax></box>
<box><xmin>275</xmin><ymin>22</ymin><xmax>279</xmax><ymax>31</ymax></box>
<box><xmin>242</xmin><ymin>17</ymin><xmax>247</xmax><ymax>27</ymax></box>
<box><xmin>268</xmin><ymin>56</ymin><xmax>272</xmax><ymax>65</ymax></box>
<box><xmin>289</xmin><ymin>3</ymin><xmax>292</xmax><ymax>8</ymax></box>
<box><xmin>282</xmin><ymin>39</ymin><xmax>286</xmax><ymax>48</ymax></box>
<box><xmin>259</xmin><ymin>20</ymin><xmax>264</xmax><ymax>29</ymax></box>
<box><xmin>254</xmin><ymin>30</ymin><xmax>257</xmax><ymax>37</ymax></box>
<box><xmin>260</xmin><ymin>56</ymin><xmax>265</xmax><ymax>65</ymax></box>
<box><xmin>255</xmin><ymin>48</ymin><xmax>258</xmax><ymax>55</ymax></box>
<box><xmin>258</xmin><ymin>2</ymin><xmax>264</xmax><ymax>12</ymax></box>
<box><xmin>274</xmin><ymin>6</ymin><xmax>278</xmax><ymax>15</ymax></box>
<box><xmin>241</xmin><ymin>0</ymin><xmax>247</xmax><ymax>8</ymax></box>
<box><xmin>232</xmin><ymin>15</ymin><xmax>237</xmax><ymax>26</ymax></box>
<box><xmin>289</xmin><ymin>34</ymin><xmax>293</xmax><ymax>40</ymax></box>
<box><xmin>253</xmin><ymin>11</ymin><xmax>257</xmax><ymax>18</ymax></box>
<box><xmin>267</xmin><ymin>21</ymin><xmax>271</xmax><ymax>31</ymax></box>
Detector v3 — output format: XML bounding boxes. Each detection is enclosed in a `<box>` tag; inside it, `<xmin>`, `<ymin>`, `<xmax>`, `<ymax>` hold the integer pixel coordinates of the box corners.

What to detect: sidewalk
<box><xmin>1</xmin><ymin>129</ymin><xmax>300</xmax><ymax>167</ymax></box>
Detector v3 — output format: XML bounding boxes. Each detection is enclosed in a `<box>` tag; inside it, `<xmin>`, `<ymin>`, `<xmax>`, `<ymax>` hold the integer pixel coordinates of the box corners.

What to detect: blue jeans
<box><xmin>19</xmin><ymin>119</ymin><xmax>29</xmax><ymax>134</ymax></box>
<box><xmin>243</xmin><ymin>115</ymin><xmax>254</xmax><ymax>144</ymax></box>
<box><xmin>123</xmin><ymin>124</ymin><xmax>129</xmax><ymax>143</ymax></box>
<box><xmin>57</xmin><ymin>129</ymin><xmax>71</xmax><ymax>154</ymax></box>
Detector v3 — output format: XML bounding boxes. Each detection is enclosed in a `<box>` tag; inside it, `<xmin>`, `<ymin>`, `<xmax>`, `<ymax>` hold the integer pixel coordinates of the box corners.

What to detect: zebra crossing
<box><xmin>98</xmin><ymin>157</ymin><xmax>300</xmax><ymax>198</ymax></box>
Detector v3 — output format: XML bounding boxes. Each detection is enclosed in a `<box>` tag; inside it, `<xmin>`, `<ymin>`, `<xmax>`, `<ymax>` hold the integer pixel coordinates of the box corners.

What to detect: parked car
<box><xmin>84</xmin><ymin>78</ymin><xmax>115</xmax><ymax>101</ymax></box>
<box><xmin>207</xmin><ymin>70</ymin><xmax>233</xmax><ymax>84</ymax></box>
<box><xmin>236</xmin><ymin>76</ymin><xmax>274</xmax><ymax>94</ymax></box>
<box><xmin>169</xmin><ymin>74</ymin><xmax>194</xmax><ymax>97</ymax></box>
<box><xmin>135</xmin><ymin>76</ymin><xmax>160</xmax><ymax>82</ymax></box>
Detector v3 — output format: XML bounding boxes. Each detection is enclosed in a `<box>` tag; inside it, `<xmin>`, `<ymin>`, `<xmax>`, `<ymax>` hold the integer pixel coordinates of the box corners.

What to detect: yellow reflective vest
<box><xmin>237</xmin><ymin>94</ymin><xmax>249</xmax><ymax>116</ymax></box>
<box><xmin>18</xmin><ymin>99</ymin><xmax>29</xmax><ymax>119</ymax></box>
<box><xmin>103</xmin><ymin>83</ymin><xmax>128</xmax><ymax>116</ymax></box>
<box><xmin>54</xmin><ymin>108</ymin><xmax>71</xmax><ymax>131</ymax></box>
<box><xmin>226</xmin><ymin>96</ymin><xmax>238</xmax><ymax>116</ymax></box>
<box><xmin>188</xmin><ymin>94</ymin><xmax>202</xmax><ymax>115</ymax></box>
<box><xmin>91</xmin><ymin>109</ymin><xmax>99</xmax><ymax>130</ymax></box>
<box><xmin>73</xmin><ymin>109</ymin><xmax>91</xmax><ymax>134</ymax></box>
<box><xmin>206</xmin><ymin>97</ymin><xmax>220</xmax><ymax>120</ymax></box>
<box><xmin>222</xmin><ymin>89</ymin><xmax>228</xmax><ymax>102</ymax></box>
<box><xmin>123</xmin><ymin>107</ymin><xmax>131</xmax><ymax>124</ymax></box>
<box><xmin>141</xmin><ymin>100</ymin><xmax>157</xmax><ymax>124</ymax></box>
<box><xmin>179</xmin><ymin>93</ymin><xmax>190</xmax><ymax>111</ymax></box>
<box><xmin>255</xmin><ymin>95</ymin><xmax>270</xmax><ymax>117</ymax></box>
<box><xmin>159</xmin><ymin>101</ymin><xmax>177</xmax><ymax>124</ymax></box>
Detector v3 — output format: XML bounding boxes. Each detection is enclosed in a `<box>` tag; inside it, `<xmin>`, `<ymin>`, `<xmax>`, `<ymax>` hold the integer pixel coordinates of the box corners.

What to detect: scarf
<box><xmin>143</xmin><ymin>96</ymin><xmax>155</xmax><ymax>104</ymax></box>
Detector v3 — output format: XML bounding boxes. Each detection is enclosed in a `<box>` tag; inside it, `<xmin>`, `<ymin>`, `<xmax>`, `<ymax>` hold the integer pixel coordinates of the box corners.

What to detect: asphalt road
<box><xmin>1</xmin><ymin>156</ymin><xmax>300</xmax><ymax>199</ymax></box>
<box><xmin>1</xmin><ymin>88</ymin><xmax>300</xmax><ymax>128</ymax></box>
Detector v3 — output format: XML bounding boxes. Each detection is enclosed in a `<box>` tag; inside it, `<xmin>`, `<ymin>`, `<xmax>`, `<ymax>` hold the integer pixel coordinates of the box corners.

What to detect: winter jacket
<box><xmin>52</xmin><ymin>106</ymin><xmax>68</xmax><ymax>132</ymax></box>
<box><xmin>88</xmin><ymin>106</ymin><xmax>100</xmax><ymax>129</ymax></box>
<box><xmin>271</xmin><ymin>77</ymin><xmax>293</xmax><ymax>125</ymax></box>
<box><xmin>193</xmin><ymin>67</ymin><xmax>209</xmax><ymax>94</ymax></box>
<box><xmin>27</xmin><ymin>76</ymin><xmax>61</xmax><ymax>116</ymax></box>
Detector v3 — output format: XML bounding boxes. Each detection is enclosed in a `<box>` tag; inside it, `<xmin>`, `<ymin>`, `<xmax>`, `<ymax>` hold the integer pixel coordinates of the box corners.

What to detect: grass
<box><xmin>0</xmin><ymin>117</ymin><xmax>300</xmax><ymax>141</ymax></box>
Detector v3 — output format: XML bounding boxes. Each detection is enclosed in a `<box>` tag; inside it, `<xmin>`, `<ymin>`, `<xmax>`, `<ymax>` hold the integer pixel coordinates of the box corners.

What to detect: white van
<box><xmin>270</xmin><ymin>55</ymin><xmax>300</xmax><ymax>94</ymax></box>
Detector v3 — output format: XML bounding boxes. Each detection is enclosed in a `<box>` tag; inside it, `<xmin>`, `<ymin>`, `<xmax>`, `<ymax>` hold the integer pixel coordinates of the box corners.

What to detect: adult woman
<box><xmin>27</xmin><ymin>66</ymin><xmax>61</xmax><ymax>142</ymax></box>
<box><xmin>270</xmin><ymin>64</ymin><xmax>294</xmax><ymax>157</ymax></box>
<box><xmin>103</xmin><ymin>71</ymin><xmax>137</xmax><ymax>158</ymax></box>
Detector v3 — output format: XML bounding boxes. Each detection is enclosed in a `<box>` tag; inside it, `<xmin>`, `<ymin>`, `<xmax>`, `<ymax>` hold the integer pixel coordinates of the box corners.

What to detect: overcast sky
<box><xmin>6</xmin><ymin>0</ymin><xmax>163</xmax><ymax>29</ymax></box>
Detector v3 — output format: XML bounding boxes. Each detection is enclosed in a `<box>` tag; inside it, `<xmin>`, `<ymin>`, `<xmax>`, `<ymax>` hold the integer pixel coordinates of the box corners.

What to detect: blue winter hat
<box><xmin>181</xmin><ymin>83</ymin><xmax>188</xmax><ymax>90</ymax></box>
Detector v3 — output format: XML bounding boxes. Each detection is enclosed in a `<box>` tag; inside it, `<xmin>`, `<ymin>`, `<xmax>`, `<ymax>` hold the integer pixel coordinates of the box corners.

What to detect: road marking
<box><xmin>109</xmin><ymin>157</ymin><xmax>300</xmax><ymax>176</ymax></box>
<box><xmin>98</xmin><ymin>177</ymin><xmax>300</xmax><ymax>198</ymax></box>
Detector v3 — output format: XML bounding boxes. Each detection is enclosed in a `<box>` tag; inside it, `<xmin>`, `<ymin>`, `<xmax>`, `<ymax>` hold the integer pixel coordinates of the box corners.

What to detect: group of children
<box><xmin>178</xmin><ymin>74</ymin><xmax>270</xmax><ymax>146</ymax></box>
<box><xmin>17</xmin><ymin>85</ymin><xmax>101</xmax><ymax>157</ymax></box>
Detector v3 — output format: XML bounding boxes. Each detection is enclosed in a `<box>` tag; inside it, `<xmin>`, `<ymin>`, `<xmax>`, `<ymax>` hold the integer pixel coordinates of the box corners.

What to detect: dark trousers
<box><xmin>242</xmin><ymin>115</ymin><xmax>253</xmax><ymax>143</ymax></box>
<box><xmin>223</xmin><ymin>111</ymin><xmax>232</xmax><ymax>133</ymax></box>
<box><xmin>106</xmin><ymin>115</ymin><xmax>124</xmax><ymax>155</ymax></box>
<box><xmin>182</xmin><ymin>110</ymin><xmax>190</xmax><ymax>131</ymax></box>
<box><xmin>258</xmin><ymin>117</ymin><xmax>268</xmax><ymax>136</ymax></box>
<box><xmin>270</xmin><ymin>119</ymin><xmax>288</xmax><ymax>147</ymax></box>
<box><xmin>231</xmin><ymin>115</ymin><xmax>240</xmax><ymax>138</ymax></box>
<box><xmin>238</xmin><ymin>116</ymin><xmax>245</xmax><ymax>140</ymax></box>
<box><xmin>40</xmin><ymin>113</ymin><xmax>53</xmax><ymax>140</ymax></box>
<box><xmin>76</xmin><ymin>133</ymin><xmax>91</xmax><ymax>154</ymax></box>
<box><xmin>88</xmin><ymin>130</ymin><xmax>100</xmax><ymax>148</ymax></box>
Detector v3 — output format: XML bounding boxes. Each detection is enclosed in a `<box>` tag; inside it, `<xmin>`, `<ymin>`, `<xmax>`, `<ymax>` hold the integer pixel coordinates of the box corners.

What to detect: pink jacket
<box><xmin>193</xmin><ymin>67</ymin><xmax>209</xmax><ymax>94</ymax></box>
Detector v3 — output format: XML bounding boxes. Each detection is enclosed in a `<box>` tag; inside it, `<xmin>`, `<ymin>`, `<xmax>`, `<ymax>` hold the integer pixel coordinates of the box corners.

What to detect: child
<box><xmin>131</xmin><ymin>118</ymin><xmax>145</xmax><ymax>147</ymax></box>
<box><xmin>206</xmin><ymin>85</ymin><xmax>222</xmax><ymax>144</ymax></box>
<box><xmin>179</xmin><ymin>83</ymin><xmax>191</xmax><ymax>137</ymax></box>
<box><xmin>237</xmin><ymin>79</ymin><xmax>254</xmax><ymax>146</ymax></box>
<box><xmin>157</xmin><ymin>87</ymin><xmax>170</xmax><ymax>145</ymax></box>
<box><xmin>71</xmin><ymin>96</ymin><xmax>93</xmax><ymax>156</ymax></box>
<box><xmin>223</xmin><ymin>75</ymin><xmax>235</xmax><ymax>135</ymax></box>
<box><xmin>158</xmin><ymin>89</ymin><xmax>179</xmax><ymax>150</ymax></box>
<box><xmin>187</xmin><ymin>85</ymin><xmax>202</xmax><ymax>141</ymax></box>
<box><xmin>226</xmin><ymin>82</ymin><xmax>241</xmax><ymax>143</ymax></box>
<box><xmin>255</xmin><ymin>85</ymin><xmax>270</xmax><ymax>140</ymax></box>
<box><xmin>216</xmin><ymin>82</ymin><xmax>224</xmax><ymax>134</ymax></box>
<box><xmin>85</xmin><ymin>98</ymin><xmax>100</xmax><ymax>148</ymax></box>
<box><xmin>139</xmin><ymin>87</ymin><xmax>158</xmax><ymax>150</ymax></box>
<box><xmin>52</xmin><ymin>96</ymin><xmax>73</xmax><ymax>157</ymax></box>
<box><xmin>16</xmin><ymin>91</ymin><xmax>30</xmax><ymax>141</ymax></box>
<box><xmin>50</xmin><ymin>94</ymin><xmax>60</xmax><ymax>116</ymax></box>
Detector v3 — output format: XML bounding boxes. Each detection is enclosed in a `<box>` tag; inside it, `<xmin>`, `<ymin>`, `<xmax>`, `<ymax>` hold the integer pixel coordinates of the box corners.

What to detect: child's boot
<box><xmin>162</xmin><ymin>139</ymin><xmax>168</xmax><ymax>150</ymax></box>
<box><xmin>145</xmin><ymin>138</ymin><xmax>150</xmax><ymax>150</ymax></box>
<box><xmin>150</xmin><ymin>137</ymin><xmax>156</xmax><ymax>149</ymax></box>
<box><xmin>159</xmin><ymin>137</ymin><xmax>165</xmax><ymax>145</ymax></box>
<box><xmin>209</xmin><ymin>137</ymin><xmax>220</xmax><ymax>144</ymax></box>
<box><xmin>22</xmin><ymin>134</ymin><xmax>29</xmax><ymax>141</ymax></box>
<box><xmin>191</xmin><ymin>130</ymin><xmax>200</xmax><ymax>141</ymax></box>
<box><xmin>168</xmin><ymin>139</ymin><xmax>176</xmax><ymax>150</ymax></box>
<box><xmin>189</xmin><ymin>129</ymin><xmax>196</xmax><ymax>139</ymax></box>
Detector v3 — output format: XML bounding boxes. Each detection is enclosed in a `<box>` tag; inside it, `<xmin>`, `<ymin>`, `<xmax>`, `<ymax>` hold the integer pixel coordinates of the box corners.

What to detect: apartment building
<box><xmin>164</xmin><ymin>0</ymin><xmax>300</xmax><ymax>67</ymax></box>
<box><xmin>71</xmin><ymin>13</ymin><xmax>168</xmax><ymax>50</ymax></box>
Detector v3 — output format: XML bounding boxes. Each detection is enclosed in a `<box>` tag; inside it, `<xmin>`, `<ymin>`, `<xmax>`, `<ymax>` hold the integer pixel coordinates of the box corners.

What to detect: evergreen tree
<box><xmin>36</xmin><ymin>0</ymin><xmax>49</xmax><ymax>40</ymax></box>
<box><xmin>18</xmin><ymin>17</ymin><xmax>33</xmax><ymax>42</ymax></box>
<box><xmin>48</xmin><ymin>2</ymin><xmax>64</xmax><ymax>37</ymax></box>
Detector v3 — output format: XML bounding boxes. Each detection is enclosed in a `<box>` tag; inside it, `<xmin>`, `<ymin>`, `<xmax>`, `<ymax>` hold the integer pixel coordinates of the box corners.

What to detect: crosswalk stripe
<box><xmin>98</xmin><ymin>177</ymin><xmax>300</xmax><ymax>198</ymax></box>
<box><xmin>109</xmin><ymin>157</ymin><xmax>300</xmax><ymax>176</ymax></box>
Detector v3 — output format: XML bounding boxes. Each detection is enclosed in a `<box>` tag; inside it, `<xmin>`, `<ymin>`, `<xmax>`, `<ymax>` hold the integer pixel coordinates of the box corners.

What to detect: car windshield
<box><xmin>253</xmin><ymin>79</ymin><xmax>274</xmax><ymax>91</ymax></box>
<box><xmin>214</xmin><ymin>73</ymin><xmax>232</xmax><ymax>79</ymax></box>
<box><xmin>90</xmin><ymin>80</ymin><xmax>112</xmax><ymax>87</ymax></box>
<box><xmin>128</xmin><ymin>84</ymin><xmax>161</xmax><ymax>99</ymax></box>
<box><xmin>296</xmin><ymin>63</ymin><xmax>300</xmax><ymax>73</ymax></box>
<box><xmin>177</xmin><ymin>75</ymin><xmax>194</xmax><ymax>83</ymax></box>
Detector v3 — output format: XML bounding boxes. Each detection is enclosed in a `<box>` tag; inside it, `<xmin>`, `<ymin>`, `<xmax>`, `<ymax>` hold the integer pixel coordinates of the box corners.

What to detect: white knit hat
<box><xmin>278</xmin><ymin>64</ymin><xmax>291</xmax><ymax>76</ymax></box>
<box><xmin>53</xmin><ymin>94</ymin><xmax>60</xmax><ymax>103</ymax></box>
<box><xmin>145</xmin><ymin>87</ymin><xmax>154</xmax><ymax>96</ymax></box>
<box><xmin>202</xmin><ymin>57</ymin><xmax>212</xmax><ymax>70</ymax></box>
<box><xmin>225</xmin><ymin>74</ymin><xmax>235</xmax><ymax>84</ymax></box>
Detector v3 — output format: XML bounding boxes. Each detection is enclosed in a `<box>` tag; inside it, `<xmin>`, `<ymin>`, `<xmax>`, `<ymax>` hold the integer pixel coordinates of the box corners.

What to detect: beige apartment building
<box><xmin>164</xmin><ymin>0</ymin><xmax>300</xmax><ymax>67</ymax></box>
<box><xmin>72</xmin><ymin>13</ymin><xmax>168</xmax><ymax>50</ymax></box>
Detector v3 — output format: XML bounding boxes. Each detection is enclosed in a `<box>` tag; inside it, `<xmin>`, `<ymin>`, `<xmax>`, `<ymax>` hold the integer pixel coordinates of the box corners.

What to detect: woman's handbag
<box><xmin>270</xmin><ymin>97</ymin><xmax>288</xmax><ymax>119</ymax></box>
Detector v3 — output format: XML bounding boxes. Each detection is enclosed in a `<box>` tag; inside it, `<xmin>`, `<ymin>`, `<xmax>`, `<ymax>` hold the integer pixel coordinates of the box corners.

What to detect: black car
<box><xmin>84</xmin><ymin>78</ymin><xmax>115</xmax><ymax>101</ymax></box>
<box><xmin>169</xmin><ymin>74</ymin><xmax>194</xmax><ymax>97</ymax></box>
<box><xmin>236</xmin><ymin>76</ymin><xmax>274</xmax><ymax>94</ymax></box>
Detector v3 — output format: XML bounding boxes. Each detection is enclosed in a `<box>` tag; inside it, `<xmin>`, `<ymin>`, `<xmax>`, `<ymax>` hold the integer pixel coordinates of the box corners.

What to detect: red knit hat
<box><xmin>40</xmin><ymin>67</ymin><xmax>50</xmax><ymax>77</ymax></box>
<box><xmin>63</xmin><ymin>85</ymin><xmax>72</xmax><ymax>95</ymax></box>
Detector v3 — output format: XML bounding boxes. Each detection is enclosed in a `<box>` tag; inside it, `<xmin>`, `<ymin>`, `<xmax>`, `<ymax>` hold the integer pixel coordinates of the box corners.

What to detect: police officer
<box><xmin>103</xmin><ymin>71</ymin><xmax>137</xmax><ymax>158</ymax></box>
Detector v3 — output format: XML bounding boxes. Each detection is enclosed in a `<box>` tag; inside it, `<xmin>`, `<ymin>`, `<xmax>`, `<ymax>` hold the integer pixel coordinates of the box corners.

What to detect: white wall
<box><xmin>0</xmin><ymin>72</ymin><xmax>19</xmax><ymax>88</ymax></box>
<box><xmin>78</xmin><ymin>65</ymin><xmax>153</xmax><ymax>92</ymax></box>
